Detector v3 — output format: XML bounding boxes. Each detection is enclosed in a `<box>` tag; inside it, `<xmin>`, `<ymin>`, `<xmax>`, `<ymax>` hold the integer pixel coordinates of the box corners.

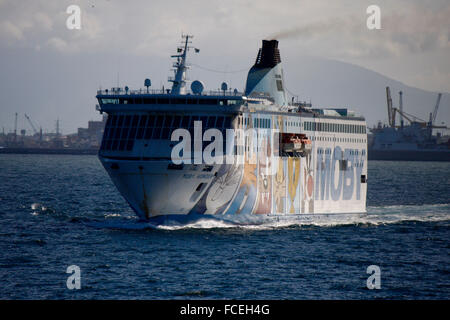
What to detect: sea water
<box><xmin>0</xmin><ymin>154</ymin><xmax>448</xmax><ymax>299</ymax></box>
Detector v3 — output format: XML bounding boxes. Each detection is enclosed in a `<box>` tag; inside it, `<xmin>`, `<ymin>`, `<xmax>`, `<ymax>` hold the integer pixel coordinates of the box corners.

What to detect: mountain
<box><xmin>0</xmin><ymin>48</ymin><xmax>448</xmax><ymax>134</ymax></box>
<box><xmin>283</xmin><ymin>55</ymin><xmax>450</xmax><ymax>129</ymax></box>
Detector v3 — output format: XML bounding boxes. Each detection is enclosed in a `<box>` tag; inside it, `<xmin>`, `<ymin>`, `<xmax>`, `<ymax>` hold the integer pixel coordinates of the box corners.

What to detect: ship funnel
<box><xmin>245</xmin><ymin>40</ymin><xmax>288</xmax><ymax>106</ymax></box>
<box><xmin>254</xmin><ymin>40</ymin><xmax>281</xmax><ymax>68</ymax></box>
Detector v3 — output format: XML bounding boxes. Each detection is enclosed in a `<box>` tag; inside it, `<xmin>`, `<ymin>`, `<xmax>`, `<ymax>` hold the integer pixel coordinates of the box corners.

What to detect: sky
<box><xmin>0</xmin><ymin>0</ymin><xmax>449</xmax><ymax>134</ymax></box>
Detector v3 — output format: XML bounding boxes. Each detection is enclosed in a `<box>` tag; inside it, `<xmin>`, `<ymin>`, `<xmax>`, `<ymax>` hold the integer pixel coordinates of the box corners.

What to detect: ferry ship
<box><xmin>96</xmin><ymin>36</ymin><xmax>368</xmax><ymax>220</ymax></box>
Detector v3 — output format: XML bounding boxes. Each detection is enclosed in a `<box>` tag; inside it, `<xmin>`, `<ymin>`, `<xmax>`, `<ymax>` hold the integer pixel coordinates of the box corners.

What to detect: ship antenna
<box><xmin>169</xmin><ymin>34</ymin><xmax>199</xmax><ymax>95</ymax></box>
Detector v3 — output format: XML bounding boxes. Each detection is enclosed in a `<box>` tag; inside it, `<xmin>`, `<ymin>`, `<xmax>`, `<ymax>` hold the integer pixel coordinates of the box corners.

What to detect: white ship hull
<box><xmin>99</xmin><ymin>113</ymin><xmax>367</xmax><ymax>220</ymax></box>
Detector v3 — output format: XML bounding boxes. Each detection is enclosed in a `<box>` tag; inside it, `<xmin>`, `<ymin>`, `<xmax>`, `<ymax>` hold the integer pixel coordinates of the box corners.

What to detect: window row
<box><xmin>304</xmin><ymin>121</ymin><xmax>366</xmax><ymax>134</ymax></box>
<box><xmin>105</xmin><ymin>114</ymin><xmax>232</xmax><ymax>130</ymax></box>
<box><xmin>100</xmin><ymin>97</ymin><xmax>242</xmax><ymax>106</ymax></box>
<box><xmin>312</xmin><ymin>136</ymin><xmax>366</xmax><ymax>144</ymax></box>
<box><xmin>253</xmin><ymin>118</ymin><xmax>271</xmax><ymax>128</ymax></box>
<box><xmin>236</xmin><ymin>117</ymin><xmax>365</xmax><ymax>134</ymax></box>
<box><xmin>101</xmin><ymin>114</ymin><xmax>233</xmax><ymax>151</ymax></box>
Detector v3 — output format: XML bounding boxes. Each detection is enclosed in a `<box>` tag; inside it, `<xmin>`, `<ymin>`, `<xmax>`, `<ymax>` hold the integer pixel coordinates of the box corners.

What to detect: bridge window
<box><xmin>172</xmin><ymin>115</ymin><xmax>181</xmax><ymax>128</ymax></box>
<box><xmin>119</xmin><ymin>98</ymin><xmax>131</xmax><ymax>104</ymax></box>
<box><xmin>276</xmin><ymin>80</ymin><xmax>283</xmax><ymax>91</ymax></box>
<box><xmin>216</xmin><ymin>117</ymin><xmax>224</xmax><ymax>128</ymax></box>
<box><xmin>117</xmin><ymin>115</ymin><xmax>124</xmax><ymax>127</ymax></box>
<box><xmin>224</xmin><ymin>117</ymin><xmax>231</xmax><ymax>128</ymax></box>
<box><xmin>161</xmin><ymin>116</ymin><xmax>172</xmax><ymax>139</ymax></box>
<box><xmin>152</xmin><ymin>115</ymin><xmax>163</xmax><ymax>139</ymax></box>
<box><xmin>162</xmin><ymin>128</ymin><xmax>170</xmax><ymax>139</ymax></box>
<box><xmin>199</xmin><ymin>116</ymin><xmax>207</xmax><ymax>126</ymax></box>
<box><xmin>155</xmin><ymin>115</ymin><xmax>164</xmax><ymax>127</ymax></box>
<box><xmin>164</xmin><ymin>115</ymin><xmax>173</xmax><ymax>128</ymax></box>
<box><xmin>181</xmin><ymin>116</ymin><xmax>190</xmax><ymax>128</ymax></box>
<box><xmin>207</xmin><ymin>116</ymin><xmax>216</xmax><ymax>128</ymax></box>
<box><xmin>136</xmin><ymin>115</ymin><xmax>148</xmax><ymax>139</ymax></box>
<box><xmin>199</xmin><ymin>99</ymin><xmax>218</xmax><ymax>105</ymax></box>
<box><xmin>101</xmin><ymin>98</ymin><xmax>119</xmax><ymax>104</ymax></box>
<box><xmin>172</xmin><ymin>98</ymin><xmax>186</xmax><ymax>104</ymax></box>
<box><xmin>129</xmin><ymin>125</ymin><xmax>137</xmax><ymax>143</ymax></box>
<box><xmin>143</xmin><ymin>98</ymin><xmax>156</xmax><ymax>104</ymax></box>
<box><xmin>188</xmin><ymin>116</ymin><xmax>196</xmax><ymax>130</ymax></box>
<box><xmin>132</xmin><ymin>115</ymin><xmax>139</xmax><ymax>127</ymax></box>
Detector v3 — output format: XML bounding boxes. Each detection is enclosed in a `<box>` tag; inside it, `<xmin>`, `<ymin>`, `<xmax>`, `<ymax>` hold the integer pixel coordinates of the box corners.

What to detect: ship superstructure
<box><xmin>96</xmin><ymin>36</ymin><xmax>368</xmax><ymax>220</ymax></box>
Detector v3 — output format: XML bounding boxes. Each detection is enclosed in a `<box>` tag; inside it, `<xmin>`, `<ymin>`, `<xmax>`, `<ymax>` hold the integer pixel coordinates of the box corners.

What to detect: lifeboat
<box><xmin>281</xmin><ymin>133</ymin><xmax>312</xmax><ymax>157</ymax></box>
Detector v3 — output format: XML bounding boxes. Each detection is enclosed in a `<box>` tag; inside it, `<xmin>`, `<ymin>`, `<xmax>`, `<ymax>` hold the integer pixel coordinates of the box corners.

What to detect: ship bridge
<box><xmin>96</xmin><ymin>89</ymin><xmax>247</xmax><ymax>115</ymax></box>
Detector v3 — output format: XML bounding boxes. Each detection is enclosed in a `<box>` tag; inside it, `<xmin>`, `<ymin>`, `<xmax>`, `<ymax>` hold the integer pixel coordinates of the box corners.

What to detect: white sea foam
<box><xmin>30</xmin><ymin>202</ymin><xmax>47</xmax><ymax>216</ymax></box>
<box><xmin>88</xmin><ymin>203</ymin><xmax>450</xmax><ymax>231</ymax></box>
<box><xmin>362</xmin><ymin>203</ymin><xmax>450</xmax><ymax>225</ymax></box>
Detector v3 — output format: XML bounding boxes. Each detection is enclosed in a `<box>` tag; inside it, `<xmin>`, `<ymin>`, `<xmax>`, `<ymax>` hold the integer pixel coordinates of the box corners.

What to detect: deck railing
<box><xmin>97</xmin><ymin>88</ymin><xmax>244</xmax><ymax>97</ymax></box>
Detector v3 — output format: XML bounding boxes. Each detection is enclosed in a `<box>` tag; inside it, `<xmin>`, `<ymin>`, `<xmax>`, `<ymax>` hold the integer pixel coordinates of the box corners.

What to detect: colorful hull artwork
<box><xmin>187</xmin><ymin>114</ymin><xmax>329</xmax><ymax>216</ymax></box>
<box><xmin>98</xmin><ymin>109</ymin><xmax>367</xmax><ymax>219</ymax></box>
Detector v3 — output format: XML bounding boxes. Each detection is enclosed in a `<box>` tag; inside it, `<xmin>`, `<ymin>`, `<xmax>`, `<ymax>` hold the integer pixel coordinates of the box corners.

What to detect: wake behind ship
<box><xmin>96</xmin><ymin>36</ymin><xmax>368</xmax><ymax>220</ymax></box>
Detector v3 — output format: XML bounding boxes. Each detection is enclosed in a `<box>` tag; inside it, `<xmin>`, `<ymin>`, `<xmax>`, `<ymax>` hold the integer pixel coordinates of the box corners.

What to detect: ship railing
<box><xmin>97</xmin><ymin>88</ymin><xmax>244</xmax><ymax>97</ymax></box>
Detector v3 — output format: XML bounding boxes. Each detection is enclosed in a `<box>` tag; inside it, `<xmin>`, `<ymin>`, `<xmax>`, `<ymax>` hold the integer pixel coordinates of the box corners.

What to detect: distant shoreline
<box><xmin>0</xmin><ymin>147</ymin><xmax>98</xmax><ymax>155</ymax></box>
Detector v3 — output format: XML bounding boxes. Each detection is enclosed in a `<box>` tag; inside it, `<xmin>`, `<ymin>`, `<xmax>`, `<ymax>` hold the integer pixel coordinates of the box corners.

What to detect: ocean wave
<box><xmin>85</xmin><ymin>203</ymin><xmax>450</xmax><ymax>231</ymax></box>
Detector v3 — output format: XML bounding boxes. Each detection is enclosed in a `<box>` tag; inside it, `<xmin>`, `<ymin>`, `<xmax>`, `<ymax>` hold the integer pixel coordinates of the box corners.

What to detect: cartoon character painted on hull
<box><xmin>254</xmin><ymin>128</ymin><xmax>272</xmax><ymax>214</ymax></box>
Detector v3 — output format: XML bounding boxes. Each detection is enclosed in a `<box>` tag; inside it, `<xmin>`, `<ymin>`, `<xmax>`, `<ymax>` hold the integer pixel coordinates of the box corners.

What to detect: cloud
<box><xmin>0</xmin><ymin>0</ymin><xmax>448</xmax><ymax>91</ymax></box>
<box><xmin>0</xmin><ymin>20</ymin><xmax>24</xmax><ymax>41</ymax></box>
<box><xmin>1</xmin><ymin>0</ymin><xmax>446</xmax><ymax>60</ymax></box>
<box><xmin>46</xmin><ymin>37</ymin><xmax>71</xmax><ymax>52</ymax></box>
<box><xmin>34</xmin><ymin>11</ymin><xmax>53</xmax><ymax>31</ymax></box>
<box><xmin>266</xmin><ymin>5</ymin><xmax>450</xmax><ymax>60</ymax></box>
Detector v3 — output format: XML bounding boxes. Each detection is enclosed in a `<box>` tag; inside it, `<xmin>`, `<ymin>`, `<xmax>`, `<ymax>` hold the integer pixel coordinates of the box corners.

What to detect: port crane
<box><xmin>14</xmin><ymin>112</ymin><xmax>18</xmax><ymax>143</ymax></box>
<box><xmin>385</xmin><ymin>87</ymin><xmax>447</xmax><ymax>129</ymax></box>
<box><xmin>428</xmin><ymin>93</ymin><xmax>442</xmax><ymax>127</ymax></box>
<box><xmin>24</xmin><ymin>114</ymin><xmax>37</xmax><ymax>134</ymax></box>
<box><xmin>24</xmin><ymin>113</ymin><xmax>43</xmax><ymax>142</ymax></box>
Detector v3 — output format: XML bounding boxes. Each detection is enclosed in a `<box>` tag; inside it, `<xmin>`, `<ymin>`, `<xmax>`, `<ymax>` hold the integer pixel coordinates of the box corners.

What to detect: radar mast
<box><xmin>169</xmin><ymin>34</ymin><xmax>199</xmax><ymax>94</ymax></box>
